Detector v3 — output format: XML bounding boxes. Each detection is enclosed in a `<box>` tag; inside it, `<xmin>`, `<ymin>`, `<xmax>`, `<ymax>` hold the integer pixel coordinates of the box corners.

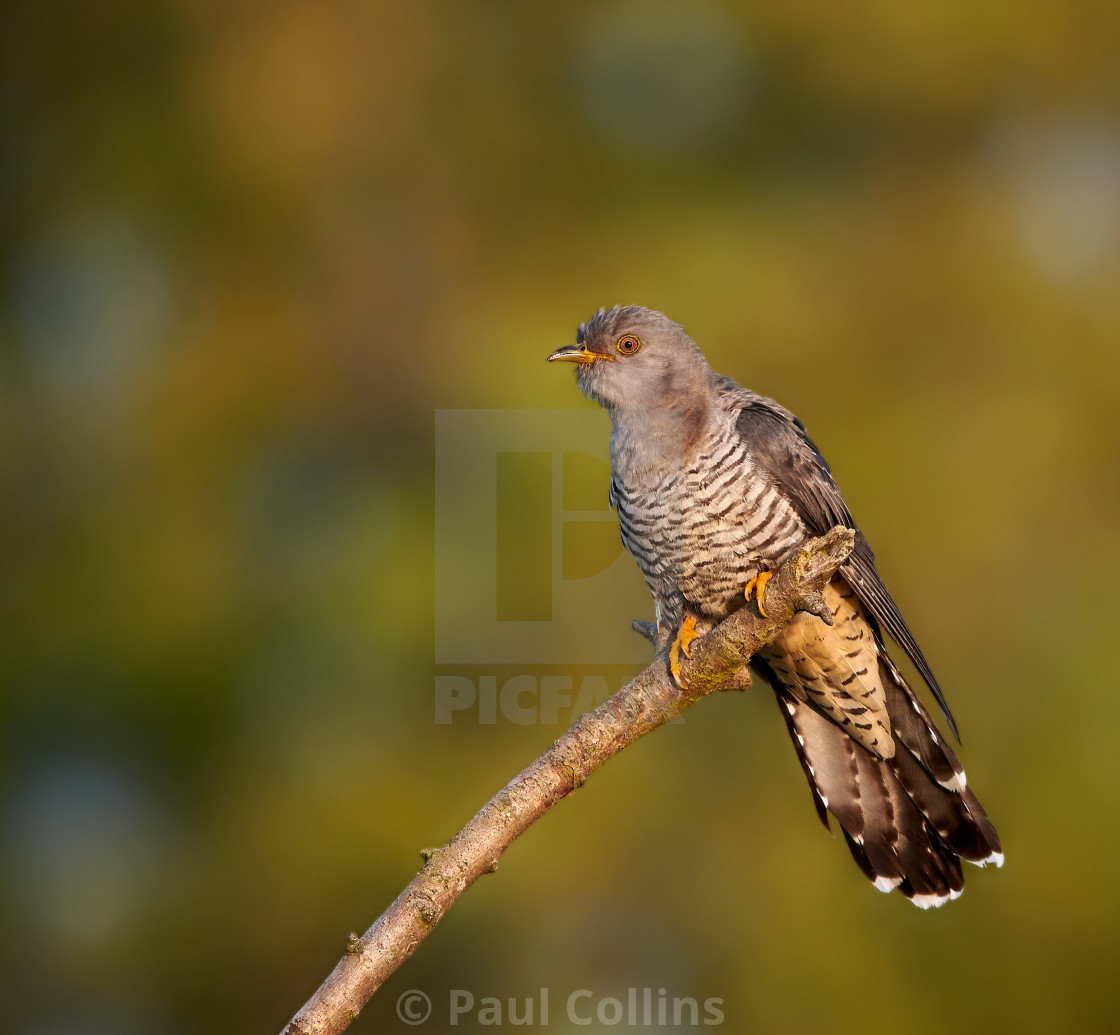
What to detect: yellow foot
<box><xmin>743</xmin><ymin>570</ymin><xmax>774</xmax><ymax>617</ymax></box>
<box><xmin>669</xmin><ymin>614</ymin><xmax>701</xmax><ymax>689</ymax></box>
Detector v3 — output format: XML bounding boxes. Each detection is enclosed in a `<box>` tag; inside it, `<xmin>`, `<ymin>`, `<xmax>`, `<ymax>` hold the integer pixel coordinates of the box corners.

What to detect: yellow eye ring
<box><xmin>616</xmin><ymin>334</ymin><xmax>642</xmax><ymax>355</ymax></box>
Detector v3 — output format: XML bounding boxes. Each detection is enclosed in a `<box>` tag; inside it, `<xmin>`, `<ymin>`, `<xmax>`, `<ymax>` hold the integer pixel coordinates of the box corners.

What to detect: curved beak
<box><xmin>546</xmin><ymin>344</ymin><xmax>614</xmax><ymax>364</ymax></box>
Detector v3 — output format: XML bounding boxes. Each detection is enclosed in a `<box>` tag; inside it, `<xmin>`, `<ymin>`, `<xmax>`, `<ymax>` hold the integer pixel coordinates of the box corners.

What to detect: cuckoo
<box><xmin>547</xmin><ymin>305</ymin><xmax>1002</xmax><ymax>908</ymax></box>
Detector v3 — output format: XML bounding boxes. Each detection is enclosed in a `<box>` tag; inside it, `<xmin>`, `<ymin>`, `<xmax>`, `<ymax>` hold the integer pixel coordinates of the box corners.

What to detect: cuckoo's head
<box><xmin>546</xmin><ymin>306</ymin><xmax>711</xmax><ymax>411</ymax></box>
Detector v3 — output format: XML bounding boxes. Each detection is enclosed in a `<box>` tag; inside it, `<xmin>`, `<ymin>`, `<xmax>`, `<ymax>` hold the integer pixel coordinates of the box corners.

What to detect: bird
<box><xmin>547</xmin><ymin>305</ymin><xmax>1002</xmax><ymax>908</ymax></box>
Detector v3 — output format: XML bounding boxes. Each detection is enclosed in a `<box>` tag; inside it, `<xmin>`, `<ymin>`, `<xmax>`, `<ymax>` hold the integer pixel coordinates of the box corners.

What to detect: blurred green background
<box><xmin>2</xmin><ymin>1</ymin><xmax>1119</xmax><ymax>1032</ymax></box>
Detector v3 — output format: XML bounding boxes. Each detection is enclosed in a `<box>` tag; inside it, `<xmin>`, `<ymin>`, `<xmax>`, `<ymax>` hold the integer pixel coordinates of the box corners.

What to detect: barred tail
<box><xmin>768</xmin><ymin>656</ymin><xmax>1003</xmax><ymax>908</ymax></box>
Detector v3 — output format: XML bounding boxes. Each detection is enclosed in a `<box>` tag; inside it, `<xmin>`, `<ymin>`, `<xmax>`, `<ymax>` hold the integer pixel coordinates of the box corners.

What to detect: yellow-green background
<box><xmin>3</xmin><ymin>2</ymin><xmax>1119</xmax><ymax>1032</ymax></box>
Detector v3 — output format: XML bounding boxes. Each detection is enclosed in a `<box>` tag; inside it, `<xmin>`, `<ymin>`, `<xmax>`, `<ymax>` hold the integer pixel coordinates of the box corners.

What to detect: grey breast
<box><xmin>613</xmin><ymin>409</ymin><xmax>806</xmax><ymax>621</ymax></box>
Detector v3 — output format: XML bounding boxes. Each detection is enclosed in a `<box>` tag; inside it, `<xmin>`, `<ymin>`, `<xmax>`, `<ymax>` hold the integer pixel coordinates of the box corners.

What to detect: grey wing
<box><xmin>734</xmin><ymin>395</ymin><xmax>960</xmax><ymax>740</ymax></box>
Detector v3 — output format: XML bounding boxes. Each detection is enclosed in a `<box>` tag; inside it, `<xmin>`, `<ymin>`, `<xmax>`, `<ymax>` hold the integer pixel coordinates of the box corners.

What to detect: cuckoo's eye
<box><xmin>616</xmin><ymin>334</ymin><xmax>642</xmax><ymax>356</ymax></box>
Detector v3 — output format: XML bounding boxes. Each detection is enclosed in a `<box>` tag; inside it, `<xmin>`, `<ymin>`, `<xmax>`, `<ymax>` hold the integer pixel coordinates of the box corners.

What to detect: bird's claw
<box><xmin>669</xmin><ymin>614</ymin><xmax>701</xmax><ymax>689</ymax></box>
<box><xmin>744</xmin><ymin>570</ymin><xmax>773</xmax><ymax>617</ymax></box>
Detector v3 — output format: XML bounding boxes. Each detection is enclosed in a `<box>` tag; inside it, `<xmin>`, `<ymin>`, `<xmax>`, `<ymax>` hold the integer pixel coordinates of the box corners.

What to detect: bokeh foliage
<box><xmin>2</xmin><ymin>2</ymin><xmax>1119</xmax><ymax>1032</ymax></box>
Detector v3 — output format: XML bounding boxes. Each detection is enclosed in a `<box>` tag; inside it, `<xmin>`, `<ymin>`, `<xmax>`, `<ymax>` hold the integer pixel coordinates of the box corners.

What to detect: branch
<box><xmin>280</xmin><ymin>527</ymin><xmax>855</xmax><ymax>1034</ymax></box>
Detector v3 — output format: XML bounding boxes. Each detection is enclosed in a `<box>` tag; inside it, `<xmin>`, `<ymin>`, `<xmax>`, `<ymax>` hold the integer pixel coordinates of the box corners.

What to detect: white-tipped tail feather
<box><xmin>972</xmin><ymin>850</ymin><xmax>1004</xmax><ymax>869</ymax></box>
<box><xmin>768</xmin><ymin>646</ymin><xmax>1003</xmax><ymax>908</ymax></box>
<box><xmin>910</xmin><ymin>887</ymin><xmax>964</xmax><ymax>910</ymax></box>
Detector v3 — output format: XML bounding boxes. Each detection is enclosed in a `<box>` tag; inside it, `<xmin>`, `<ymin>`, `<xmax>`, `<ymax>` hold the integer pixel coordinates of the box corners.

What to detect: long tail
<box><xmin>764</xmin><ymin>655</ymin><xmax>1003</xmax><ymax>908</ymax></box>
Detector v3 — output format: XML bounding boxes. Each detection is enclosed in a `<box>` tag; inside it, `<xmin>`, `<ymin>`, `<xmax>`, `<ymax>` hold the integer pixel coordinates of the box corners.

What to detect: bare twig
<box><xmin>280</xmin><ymin>528</ymin><xmax>855</xmax><ymax>1034</ymax></box>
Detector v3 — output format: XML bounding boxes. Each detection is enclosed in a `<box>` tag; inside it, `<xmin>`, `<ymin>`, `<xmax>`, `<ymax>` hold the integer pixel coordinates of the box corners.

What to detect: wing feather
<box><xmin>735</xmin><ymin>395</ymin><xmax>959</xmax><ymax>740</ymax></box>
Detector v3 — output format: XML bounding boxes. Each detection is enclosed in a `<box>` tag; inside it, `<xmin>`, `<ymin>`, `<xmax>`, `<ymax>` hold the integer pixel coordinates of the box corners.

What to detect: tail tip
<box><xmin>908</xmin><ymin>887</ymin><xmax>963</xmax><ymax>909</ymax></box>
<box><xmin>972</xmin><ymin>848</ymin><xmax>1004</xmax><ymax>869</ymax></box>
